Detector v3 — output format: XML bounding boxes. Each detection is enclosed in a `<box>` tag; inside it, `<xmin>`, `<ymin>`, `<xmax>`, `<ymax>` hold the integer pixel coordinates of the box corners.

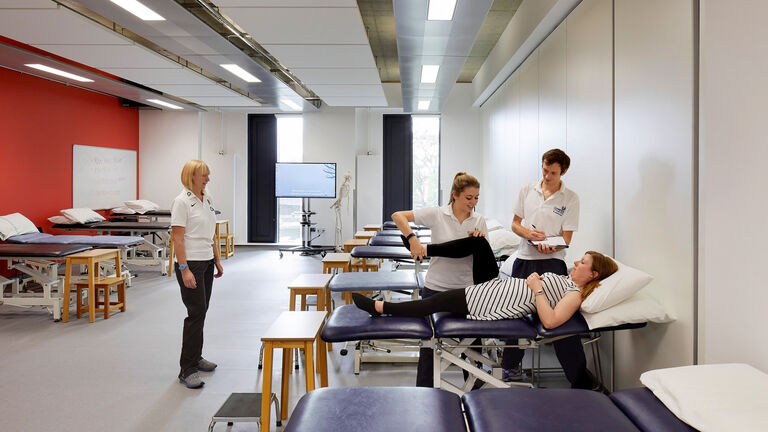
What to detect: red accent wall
<box><xmin>0</xmin><ymin>67</ymin><xmax>139</xmax><ymax>232</ymax></box>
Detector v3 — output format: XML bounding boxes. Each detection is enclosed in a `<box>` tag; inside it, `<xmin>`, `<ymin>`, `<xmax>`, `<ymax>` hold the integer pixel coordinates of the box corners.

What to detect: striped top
<box><xmin>465</xmin><ymin>273</ymin><xmax>580</xmax><ymax>320</ymax></box>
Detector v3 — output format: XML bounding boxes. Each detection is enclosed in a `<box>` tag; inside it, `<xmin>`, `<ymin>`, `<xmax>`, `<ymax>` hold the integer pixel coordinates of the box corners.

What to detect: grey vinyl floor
<box><xmin>0</xmin><ymin>247</ymin><xmax>569</xmax><ymax>432</ymax></box>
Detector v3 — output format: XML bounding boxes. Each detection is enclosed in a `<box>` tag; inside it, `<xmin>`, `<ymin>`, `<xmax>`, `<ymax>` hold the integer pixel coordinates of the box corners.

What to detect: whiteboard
<box><xmin>73</xmin><ymin>145</ymin><xmax>137</xmax><ymax>209</ymax></box>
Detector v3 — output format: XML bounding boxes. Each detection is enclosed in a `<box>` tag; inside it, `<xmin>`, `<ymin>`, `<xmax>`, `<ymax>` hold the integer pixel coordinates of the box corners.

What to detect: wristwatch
<box><xmin>536</xmin><ymin>289</ymin><xmax>544</xmax><ymax>296</ymax></box>
<box><xmin>178</xmin><ymin>264</ymin><xmax>189</xmax><ymax>271</ymax></box>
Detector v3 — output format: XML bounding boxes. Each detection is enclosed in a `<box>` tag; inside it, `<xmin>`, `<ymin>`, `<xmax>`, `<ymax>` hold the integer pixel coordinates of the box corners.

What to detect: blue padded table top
<box><xmin>432</xmin><ymin>312</ymin><xmax>538</xmax><ymax>339</ymax></box>
<box><xmin>369</xmin><ymin>235</ymin><xmax>431</xmax><ymax>247</ymax></box>
<box><xmin>53</xmin><ymin>221</ymin><xmax>170</xmax><ymax>230</ymax></box>
<box><xmin>382</xmin><ymin>221</ymin><xmax>429</xmax><ymax>230</ymax></box>
<box><xmin>321</xmin><ymin>304</ymin><xmax>433</xmax><ymax>342</ymax></box>
<box><xmin>329</xmin><ymin>271</ymin><xmax>419</xmax><ymax>292</ymax></box>
<box><xmin>284</xmin><ymin>387</ymin><xmax>466</xmax><ymax>432</ymax></box>
<box><xmin>0</xmin><ymin>243</ymin><xmax>92</xmax><ymax>258</ymax></box>
<box><xmin>610</xmin><ymin>388</ymin><xmax>696</xmax><ymax>432</ymax></box>
<box><xmin>350</xmin><ymin>246</ymin><xmax>419</xmax><ymax>260</ymax></box>
<box><xmin>463</xmin><ymin>388</ymin><xmax>640</xmax><ymax>432</ymax></box>
<box><xmin>533</xmin><ymin>312</ymin><xmax>648</xmax><ymax>337</ymax></box>
<box><xmin>7</xmin><ymin>233</ymin><xmax>144</xmax><ymax>246</ymax></box>
<box><xmin>375</xmin><ymin>229</ymin><xmax>432</xmax><ymax>237</ymax></box>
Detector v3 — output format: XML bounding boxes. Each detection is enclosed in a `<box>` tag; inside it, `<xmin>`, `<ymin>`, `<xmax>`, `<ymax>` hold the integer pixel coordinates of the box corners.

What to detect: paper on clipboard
<box><xmin>528</xmin><ymin>236</ymin><xmax>569</xmax><ymax>248</ymax></box>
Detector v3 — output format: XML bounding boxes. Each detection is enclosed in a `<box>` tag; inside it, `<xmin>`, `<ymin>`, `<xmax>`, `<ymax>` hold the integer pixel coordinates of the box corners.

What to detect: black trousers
<box><xmin>413</xmin><ymin>236</ymin><xmax>497</xmax><ymax>387</ymax></box>
<box><xmin>502</xmin><ymin>258</ymin><xmax>593</xmax><ymax>389</ymax></box>
<box><xmin>176</xmin><ymin>259</ymin><xmax>215</xmax><ymax>377</ymax></box>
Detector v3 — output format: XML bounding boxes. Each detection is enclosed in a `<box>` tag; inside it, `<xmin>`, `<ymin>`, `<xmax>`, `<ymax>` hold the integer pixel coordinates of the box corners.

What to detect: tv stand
<box><xmin>278</xmin><ymin>198</ymin><xmax>336</xmax><ymax>258</ymax></box>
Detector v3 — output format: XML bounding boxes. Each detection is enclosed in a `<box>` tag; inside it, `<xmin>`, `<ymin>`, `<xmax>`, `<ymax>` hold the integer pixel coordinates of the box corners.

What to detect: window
<box><xmin>412</xmin><ymin>116</ymin><xmax>440</xmax><ymax>208</ymax></box>
<box><xmin>276</xmin><ymin>115</ymin><xmax>303</xmax><ymax>243</ymax></box>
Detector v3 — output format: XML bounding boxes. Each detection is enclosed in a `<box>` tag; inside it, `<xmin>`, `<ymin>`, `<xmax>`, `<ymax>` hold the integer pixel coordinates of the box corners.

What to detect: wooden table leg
<box><xmin>260</xmin><ymin>342</ymin><xmax>273</xmax><ymax>432</ymax></box>
<box><xmin>289</xmin><ymin>290</ymin><xmax>296</xmax><ymax>311</ymax></box>
<box><xmin>62</xmin><ymin>264</ymin><xmax>71</xmax><ymax>323</ymax></box>
<box><xmin>300</xmin><ymin>294</ymin><xmax>307</xmax><ymax>311</ymax></box>
<box><xmin>87</xmin><ymin>263</ymin><xmax>96</xmax><ymax>323</ymax></box>
<box><xmin>280</xmin><ymin>348</ymin><xmax>291</xmax><ymax>420</ymax></box>
<box><xmin>316</xmin><ymin>335</ymin><xmax>328</xmax><ymax>387</ymax></box>
<box><xmin>304</xmin><ymin>341</ymin><xmax>315</xmax><ymax>392</ymax></box>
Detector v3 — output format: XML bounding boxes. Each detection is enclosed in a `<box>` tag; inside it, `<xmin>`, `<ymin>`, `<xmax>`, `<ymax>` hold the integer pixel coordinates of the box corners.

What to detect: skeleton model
<box><xmin>330</xmin><ymin>172</ymin><xmax>352</xmax><ymax>251</ymax></box>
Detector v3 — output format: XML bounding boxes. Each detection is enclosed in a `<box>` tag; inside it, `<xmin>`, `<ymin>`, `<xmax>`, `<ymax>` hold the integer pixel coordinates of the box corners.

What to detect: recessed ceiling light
<box><xmin>24</xmin><ymin>64</ymin><xmax>94</xmax><ymax>82</ymax></box>
<box><xmin>220</xmin><ymin>64</ymin><xmax>261</xmax><ymax>83</ymax></box>
<box><xmin>110</xmin><ymin>0</ymin><xmax>165</xmax><ymax>21</ymax></box>
<box><xmin>147</xmin><ymin>99</ymin><xmax>183</xmax><ymax>110</ymax></box>
<box><xmin>427</xmin><ymin>0</ymin><xmax>457</xmax><ymax>21</ymax></box>
<box><xmin>418</xmin><ymin>100</ymin><xmax>431</xmax><ymax>110</ymax></box>
<box><xmin>281</xmin><ymin>99</ymin><xmax>302</xmax><ymax>111</ymax></box>
<box><xmin>421</xmin><ymin>65</ymin><xmax>440</xmax><ymax>83</ymax></box>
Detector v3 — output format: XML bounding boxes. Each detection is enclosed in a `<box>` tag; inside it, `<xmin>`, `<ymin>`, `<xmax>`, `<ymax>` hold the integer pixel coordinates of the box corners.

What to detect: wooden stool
<box><xmin>216</xmin><ymin>220</ymin><xmax>235</xmax><ymax>259</ymax></box>
<box><xmin>343</xmin><ymin>238</ymin><xmax>369</xmax><ymax>253</ymax></box>
<box><xmin>288</xmin><ymin>273</ymin><xmax>333</xmax><ymax>316</ymax></box>
<box><xmin>363</xmin><ymin>224</ymin><xmax>381</xmax><ymax>232</ymax></box>
<box><xmin>350</xmin><ymin>257</ymin><xmax>379</xmax><ymax>272</ymax></box>
<box><xmin>73</xmin><ymin>276</ymin><xmax>126</xmax><ymax>320</ymax></box>
<box><xmin>260</xmin><ymin>311</ymin><xmax>327</xmax><ymax>432</ymax></box>
<box><xmin>62</xmin><ymin>249</ymin><xmax>122</xmax><ymax>323</ymax></box>
<box><xmin>354</xmin><ymin>231</ymin><xmax>376</xmax><ymax>240</ymax></box>
<box><xmin>321</xmin><ymin>253</ymin><xmax>351</xmax><ymax>274</ymax></box>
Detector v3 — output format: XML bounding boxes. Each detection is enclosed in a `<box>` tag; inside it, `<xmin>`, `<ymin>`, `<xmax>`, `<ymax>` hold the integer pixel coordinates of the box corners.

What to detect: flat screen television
<box><xmin>275</xmin><ymin>162</ymin><xmax>337</xmax><ymax>198</ymax></box>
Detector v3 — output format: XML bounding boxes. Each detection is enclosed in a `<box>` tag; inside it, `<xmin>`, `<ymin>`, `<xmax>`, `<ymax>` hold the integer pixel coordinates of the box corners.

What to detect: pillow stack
<box><xmin>124</xmin><ymin>200</ymin><xmax>160</xmax><ymax>214</ymax></box>
<box><xmin>60</xmin><ymin>208</ymin><xmax>106</xmax><ymax>224</ymax></box>
<box><xmin>0</xmin><ymin>213</ymin><xmax>39</xmax><ymax>241</ymax></box>
<box><xmin>579</xmin><ymin>257</ymin><xmax>674</xmax><ymax>329</ymax></box>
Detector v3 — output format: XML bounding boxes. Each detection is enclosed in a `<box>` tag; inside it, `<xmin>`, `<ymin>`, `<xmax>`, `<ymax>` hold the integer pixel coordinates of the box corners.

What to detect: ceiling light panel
<box><xmin>427</xmin><ymin>0</ymin><xmax>457</xmax><ymax>21</ymax></box>
<box><xmin>421</xmin><ymin>65</ymin><xmax>440</xmax><ymax>83</ymax></box>
<box><xmin>418</xmin><ymin>100</ymin><xmax>431</xmax><ymax>110</ymax></box>
<box><xmin>220</xmin><ymin>64</ymin><xmax>261</xmax><ymax>82</ymax></box>
<box><xmin>110</xmin><ymin>0</ymin><xmax>165</xmax><ymax>21</ymax></box>
<box><xmin>146</xmin><ymin>99</ymin><xmax>182</xmax><ymax>109</ymax></box>
<box><xmin>25</xmin><ymin>64</ymin><xmax>94</xmax><ymax>82</ymax></box>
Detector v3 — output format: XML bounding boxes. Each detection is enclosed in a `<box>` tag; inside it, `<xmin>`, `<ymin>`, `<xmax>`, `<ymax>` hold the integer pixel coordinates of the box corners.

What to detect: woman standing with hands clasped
<box><xmin>171</xmin><ymin>160</ymin><xmax>224</xmax><ymax>389</ymax></box>
<box><xmin>391</xmin><ymin>172</ymin><xmax>488</xmax><ymax>387</ymax></box>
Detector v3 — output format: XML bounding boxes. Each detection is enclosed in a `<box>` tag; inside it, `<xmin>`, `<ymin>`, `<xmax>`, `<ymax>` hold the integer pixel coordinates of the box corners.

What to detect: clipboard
<box><xmin>528</xmin><ymin>235</ymin><xmax>569</xmax><ymax>249</ymax></box>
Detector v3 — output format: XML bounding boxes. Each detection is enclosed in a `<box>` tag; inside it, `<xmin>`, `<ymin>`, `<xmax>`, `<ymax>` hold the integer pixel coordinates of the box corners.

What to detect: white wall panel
<box><xmin>564</xmin><ymin>0</ymin><xmax>613</xmax><ymax>264</ymax></box>
<box><xmin>538</xmin><ymin>23</ymin><xmax>567</xmax><ymax>154</ymax></box>
<box><xmin>518</xmin><ymin>52</ymin><xmax>540</xmax><ymax>186</ymax></box>
<box><xmin>614</xmin><ymin>0</ymin><xmax>695</xmax><ymax>388</ymax></box>
<box><xmin>440</xmin><ymin>84</ymin><xmax>482</xmax><ymax>205</ymax></box>
<box><xmin>699</xmin><ymin>0</ymin><xmax>768</xmax><ymax>371</ymax></box>
<box><xmin>138</xmin><ymin>111</ymin><xmax>199</xmax><ymax>209</ymax></box>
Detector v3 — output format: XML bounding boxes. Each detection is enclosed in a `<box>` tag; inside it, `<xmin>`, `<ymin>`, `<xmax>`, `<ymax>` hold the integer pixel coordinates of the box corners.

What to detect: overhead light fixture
<box><xmin>427</xmin><ymin>0</ymin><xmax>457</xmax><ymax>21</ymax></box>
<box><xmin>421</xmin><ymin>65</ymin><xmax>440</xmax><ymax>83</ymax></box>
<box><xmin>110</xmin><ymin>0</ymin><xmax>165</xmax><ymax>21</ymax></box>
<box><xmin>147</xmin><ymin>99</ymin><xmax>183</xmax><ymax>110</ymax></box>
<box><xmin>220</xmin><ymin>64</ymin><xmax>261</xmax><ymax>83</ymax></box>
<box><xmin>25</xmin><ymin>64</ymin><xmax>94</xmax><ymax>82</ymax></box>
<box><xmin>418</xmin><ymin>100</ymin><xmax>431</xmax><ymax>111</ymax></box>
<box><xmin>280</xmin><ymin>99</ymin><xmax>302</xmax><ymax>111</ymax></box>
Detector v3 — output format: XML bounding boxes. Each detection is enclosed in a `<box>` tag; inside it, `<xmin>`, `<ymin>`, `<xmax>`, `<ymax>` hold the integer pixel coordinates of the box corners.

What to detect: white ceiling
<box><xmin>0</xmin><ymin>0</ymin><xmax>388</xmax><ymax>110</ymax></box>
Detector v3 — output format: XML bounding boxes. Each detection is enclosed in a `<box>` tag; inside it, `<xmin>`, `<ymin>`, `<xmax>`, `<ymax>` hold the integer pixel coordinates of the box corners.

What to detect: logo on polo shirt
<box><xmin>553</xmin><ymin>206</ymin><xmax>566</xmax><ymax>216</ymax></box>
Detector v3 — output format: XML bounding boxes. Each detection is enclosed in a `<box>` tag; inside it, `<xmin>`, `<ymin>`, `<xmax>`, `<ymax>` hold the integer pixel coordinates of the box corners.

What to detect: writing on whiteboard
<box><xmin>73</xmin><ymin>145</ymin><xmax>137</xmax><ymax>209</ymax></box>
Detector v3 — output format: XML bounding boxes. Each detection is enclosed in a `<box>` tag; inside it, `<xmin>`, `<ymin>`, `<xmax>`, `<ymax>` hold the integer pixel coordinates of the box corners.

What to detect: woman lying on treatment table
<box><xmin>352</xmin><ymin>236</ymin><xmax>618</xmax><ymax>328</ymax></box>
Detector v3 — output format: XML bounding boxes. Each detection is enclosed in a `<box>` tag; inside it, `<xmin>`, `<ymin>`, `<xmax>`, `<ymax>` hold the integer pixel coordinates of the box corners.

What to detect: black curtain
<box><xmin>247</xmin><ymin>114</ymin><xmax>277</xmax><ymax>243</ymax></box>
<box><xmin>383</xmin><ymin>114</ymin><xmax>413</xmax><ymax>221</ymax></box>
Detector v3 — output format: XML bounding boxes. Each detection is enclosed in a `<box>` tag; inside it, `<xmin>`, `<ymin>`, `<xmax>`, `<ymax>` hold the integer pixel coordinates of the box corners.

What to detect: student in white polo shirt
<box><xmin>501</xmin><ymin>149</ymin><xmax>592</xmax><ymax>389</ymax></box>
<box><xmin>171</xmin><ymin>159</ymin><xmax>224</xmax><ymax>389</ymax></box>
<box><xmin>391</xmin><ymin>172</ymin><xmax>488</xmax><ymax>387</ymax></box>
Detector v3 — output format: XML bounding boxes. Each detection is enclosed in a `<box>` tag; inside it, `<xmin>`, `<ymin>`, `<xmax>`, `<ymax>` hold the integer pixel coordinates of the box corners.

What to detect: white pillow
<box><xmin>48</xmin><ymin>215</ymin><xmax>76</xmax><ymax>224</ymax></box>
<box><xmin>640</xmin><ymin>363</ymin><xmax>768</xmax><ymax>432</ymax></box>
<box><xmin>499</xmin><ymin>251</ymin><xmax>518</xmax><ymax>279</ymax></box>
<box><xmin>486</xmin><ymin>229</ymin><xmax>521</xmax><ymax>256</ymax></box>
<box><xmin>60</xmin><ymin>208</ymin><xmax>105</xmax><ymax>224</ymax></box>
<box><xmin>0</xmin><ymin>213</ymin><xmax>39</xmax><ymax>241</ymax></box>
<box><xmin>124</xmin><ymin>200</ymin><xmax>159</xmax><ymax>213</ymax></box>
<box><xmin>485</xmin><ymin>219</ymin><xmax>505</xmax><ymax>232</ymax></box>
<box><xmin>111</xmin><ymin>206</ymin><xmax>136</xmax><ymax>214</ymax></box>
<box><xmin>581</xmin><ymin>292</ymin><xmax>674</xmax><ymax>329</ymax></box>
<box><xmin>580</xmin><ymin>259</ymin><xmax>653</xmax><ymax>313</ymax></box>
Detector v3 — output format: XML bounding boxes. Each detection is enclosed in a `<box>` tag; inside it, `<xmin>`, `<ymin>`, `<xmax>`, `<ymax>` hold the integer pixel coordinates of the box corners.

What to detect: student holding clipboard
<box><xmin>501</xmin><ymin>149</ymin><xmax>593</xmax><ymax>390</ymax></box>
